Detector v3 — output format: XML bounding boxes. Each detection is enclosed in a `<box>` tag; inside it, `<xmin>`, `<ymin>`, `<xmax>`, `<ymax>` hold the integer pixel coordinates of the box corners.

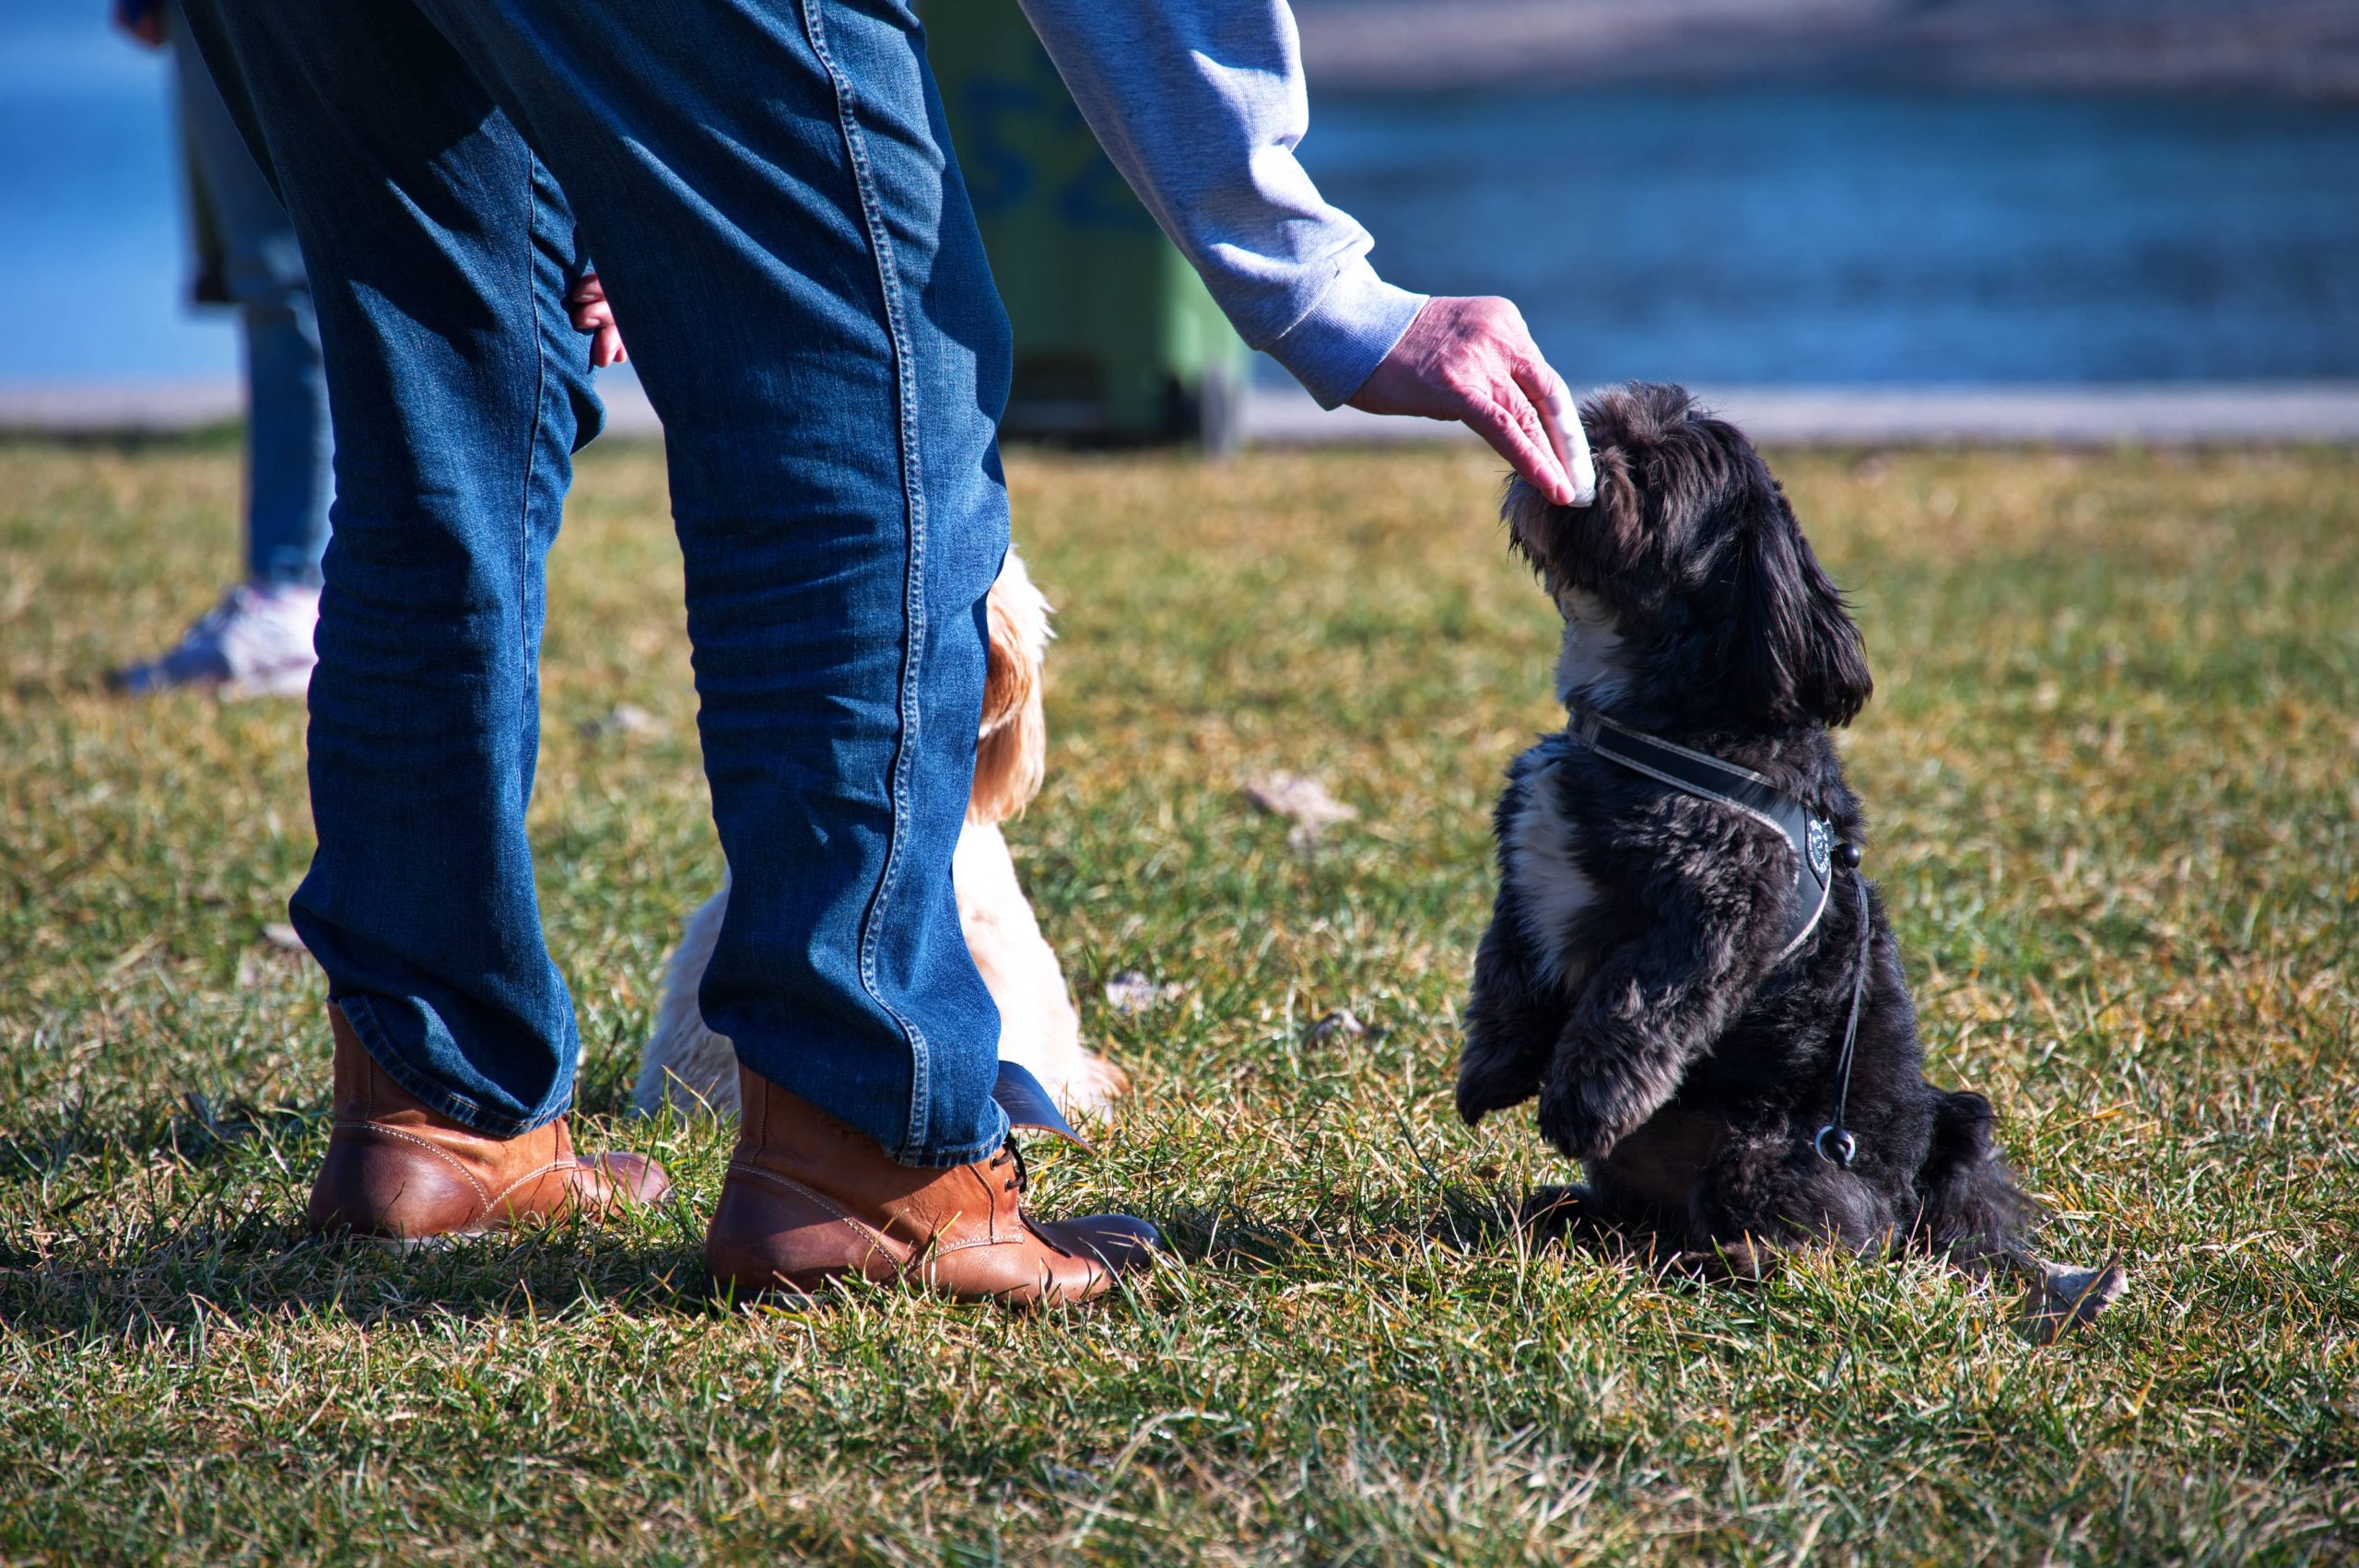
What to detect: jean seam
<box><xmin>517</xmin><ymin>147</ymin><xmax>549</xmax><ymax>818</ymax></box>
<box><xmin>507</xmin><ymin>147</ymin><xmax>572</xmax><ymax>1131</ymax></box>
<box><xmin>799</xmin><ymin>0</ymin><xmax>939</xmax><ymax>1164</ymax></box>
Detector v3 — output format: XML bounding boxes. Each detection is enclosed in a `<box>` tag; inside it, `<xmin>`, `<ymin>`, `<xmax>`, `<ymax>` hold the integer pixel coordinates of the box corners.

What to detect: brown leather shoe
<box><xmin>704</xmin><ymin>1065</ymin><xmax>1158</xmax><ymax>1307</ymax></box>
<box><xmin>308</xmin><ymin>1003</ymin><xmax>671</xmax><ymax>1245</ymax></box>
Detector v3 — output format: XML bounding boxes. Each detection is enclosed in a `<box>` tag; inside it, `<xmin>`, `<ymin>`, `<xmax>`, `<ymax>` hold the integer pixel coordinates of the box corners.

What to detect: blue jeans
<box><xmin>166</xmin><ymin>0</ymin><xmax>334</xmax><ymax>590</ymax></box>
<box><xmin>180</xmin><ymin>0</ymin><xmax>1015</xmax><ymax>1165</ymax></box>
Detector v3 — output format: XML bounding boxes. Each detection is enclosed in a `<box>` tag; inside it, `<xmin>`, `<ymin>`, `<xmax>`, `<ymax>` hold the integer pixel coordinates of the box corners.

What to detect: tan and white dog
<box><xmin>633</xmin><ymin>548</ymin><xmax>1126</xmax><ymax>1120</ymax></box>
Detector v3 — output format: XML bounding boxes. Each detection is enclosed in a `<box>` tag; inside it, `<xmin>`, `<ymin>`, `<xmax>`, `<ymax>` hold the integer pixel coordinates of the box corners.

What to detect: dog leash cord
<box><xmin>1814</xmin><ymin>872</ymin><xmax>1874</xmax><ymax>1169</ymax></box>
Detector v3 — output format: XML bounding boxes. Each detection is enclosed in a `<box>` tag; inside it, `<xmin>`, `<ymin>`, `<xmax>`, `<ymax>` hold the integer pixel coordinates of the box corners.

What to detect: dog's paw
<box><xmin>1516</xmin><ymin>1183</ymin><xmax>1593</xmax><ymax>1242</ymax></box>
<box><xmin>1454</xmin><ymin>1052</ymin><xmax>1542</xmax><ymax>1127</ymax></box>
<box><xmin>1664</xmin><ymin>1236</ymin><xmax>1778</xmax><ymax>1283</ymax></box>
<box><xmin>1535</xmin><ymin>1073</ymin><xmax>1633</xmax><ymax>1164</ymax></box>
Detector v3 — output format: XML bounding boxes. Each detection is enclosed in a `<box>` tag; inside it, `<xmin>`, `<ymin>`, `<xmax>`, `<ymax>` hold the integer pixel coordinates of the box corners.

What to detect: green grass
<box><xmin>2</xmin><ymin>434</ymin><xmax>2355</xmax><ymax>1563</ymax></box>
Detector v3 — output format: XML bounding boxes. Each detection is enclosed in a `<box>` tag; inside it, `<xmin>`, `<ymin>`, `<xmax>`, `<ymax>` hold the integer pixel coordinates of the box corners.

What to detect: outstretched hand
<box><xmin>1349</xmin><ymin>297</ymin><xmax>1594</xmax><ymax>507</ymax></box>
<box><xmin>566</xmin><ymin>273</ymin><xmax>628</xmax><ymax>368</ymax></box>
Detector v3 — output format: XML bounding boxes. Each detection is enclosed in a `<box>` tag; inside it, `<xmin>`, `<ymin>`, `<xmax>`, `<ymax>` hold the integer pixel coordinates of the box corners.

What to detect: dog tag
<box><xmin>992</xmin><ymin>1060</ymin><xmax>1093</xmax><ymax>1152</ymax></box>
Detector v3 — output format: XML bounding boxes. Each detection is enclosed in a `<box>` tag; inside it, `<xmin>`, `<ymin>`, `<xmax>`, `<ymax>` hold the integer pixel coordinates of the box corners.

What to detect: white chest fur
<box><xmin>1504</xmin><ymin>758</ymin><xmax>1599</xmax><ymax>989</ymax></box>
<box><xmin>1554</xmin><ymin>589</ymin><xmax>1625</xmax><ymax>708</ymax></box>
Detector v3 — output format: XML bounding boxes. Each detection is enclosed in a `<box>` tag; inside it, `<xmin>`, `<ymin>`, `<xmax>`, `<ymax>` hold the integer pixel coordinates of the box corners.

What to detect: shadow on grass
<box><xmin>3</xmin><ymin>1099</ymin><xmax>1600</xmax><ymax>1334</ymax></box>
<box><xmin>1148</xmin><ymin>1184</ymin><xmax>1529</xmax><ymax>1272</ymax></box>
<box><xmin>0</xmin><ymin>1094</ymin><xmax>323</xmax><ymax>1184</ymax></box>
<box><xmin>2</xmin><ymin>1087</ymin><xmax>719</xmax><ymax>1337</ymax></box>
<box><xmin>0</xmin><ymin>1210</ymin><xmax>715</xmax><ymax>1341</ymax></box>
<box><xmin>4</xmin><ymin>1187</ymin><xmax>1561</xmax><ymax>1341</ymax></box>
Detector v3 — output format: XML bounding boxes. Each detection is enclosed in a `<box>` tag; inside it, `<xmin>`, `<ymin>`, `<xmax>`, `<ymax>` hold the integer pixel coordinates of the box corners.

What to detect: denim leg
<box><xmin>165</xmin><ymin>0</ymin><xmax>334</xmax><ymax>590</ymax></box>
<box><xmin>413</xmin><ymin>0</ymin><xmax>1013</xmax><ymax>1165</ymax></box>
<box><xmin>181</xmin><ymin>0</ymin><xmax>603</xmax><ymax>1135</ymax></box>
<box><xmin>187</xmin><ymin>0</ymin><xmax>1011</xmax><ymax>1164</ymax></box>
<box><xmin>236</xmin><ymin>303</ymin><xmax>334</xmax><ymax>589</ymax></box>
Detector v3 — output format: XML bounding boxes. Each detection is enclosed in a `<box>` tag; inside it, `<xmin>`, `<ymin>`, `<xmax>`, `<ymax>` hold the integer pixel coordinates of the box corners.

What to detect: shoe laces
<box><xmin>989</xmin><ymin>1136</ymin><xmax>1029</xmax><ymax>1195</ymax></box>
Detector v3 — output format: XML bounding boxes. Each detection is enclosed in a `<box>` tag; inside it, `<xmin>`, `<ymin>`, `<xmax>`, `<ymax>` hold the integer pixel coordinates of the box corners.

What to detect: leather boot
<box><xmin>309</xmin><ymin>1003</ymin><xmax>671</xmax><ymax>1244</ymax></box>
<box><xmin>703</xmin><ymin>1065</ymin><xmax>1159</xmax><ymax>1306</ymax></box>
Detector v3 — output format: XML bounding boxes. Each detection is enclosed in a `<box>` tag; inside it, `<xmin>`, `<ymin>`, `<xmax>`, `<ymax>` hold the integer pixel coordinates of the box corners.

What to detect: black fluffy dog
<box><xmin>1460</xmin><ymin>384</ymin><xmax>2121</xmax><ymax>1331</ymax></box>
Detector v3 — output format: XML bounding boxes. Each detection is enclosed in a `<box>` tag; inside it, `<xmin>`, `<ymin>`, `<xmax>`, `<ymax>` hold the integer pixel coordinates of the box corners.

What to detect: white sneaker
<box><xmin>114</xmin><ymin>583</ymin><xmax>322</xmax><ymax>699</ymax></box>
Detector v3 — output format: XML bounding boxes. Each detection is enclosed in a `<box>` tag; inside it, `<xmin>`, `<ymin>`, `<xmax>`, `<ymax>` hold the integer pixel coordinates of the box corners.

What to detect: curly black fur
<box><xmin>1461</xmin><ymin>382</ymin><xmax>2038</xmax><ymax>1273</ymax></box>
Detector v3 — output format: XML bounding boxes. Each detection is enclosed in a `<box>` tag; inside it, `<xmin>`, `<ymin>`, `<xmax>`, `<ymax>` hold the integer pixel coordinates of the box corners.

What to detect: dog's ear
<box><xmin>1501</xmin><ymin>475</ymin><xmax>1564</xmax><ymax>582</ymax></box>
<box><xmin>1724</xmin><ymin>474</ymin><xmax>1872</xmax><ymax>728</ymax></box>
<box><xmin>969</xmin><ymin>555</ymin><xmax>1050</xmax><ymax>824</ymax></box>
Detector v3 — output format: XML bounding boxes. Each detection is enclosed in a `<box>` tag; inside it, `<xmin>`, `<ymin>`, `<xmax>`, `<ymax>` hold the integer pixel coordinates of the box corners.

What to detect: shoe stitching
<box><xmin>485</xmin><ymin>1159</ymin><xmax>577</xmax><ymax>1215</ymax></box>
<box><xmin>930</xmin><ymin>1233</ymin><xmax>1027</xmax><ymax>1258</ymax></box>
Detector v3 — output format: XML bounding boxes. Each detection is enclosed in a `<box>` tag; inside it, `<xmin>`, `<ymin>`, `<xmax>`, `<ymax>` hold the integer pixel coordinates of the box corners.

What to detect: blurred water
<box><xmin>1300</xmin><ymin>87</ymin><xmax>2359</xmax><ymax>385</ymax></box>
<box><xmin>0</xmin><ymin>0</ymin><xmax>229</xmax><ymax>381</ymax></box>
<box><xmin>1</xmin><ymin>0</ymin><xmax>2353</xmax><ymax>387</ymax></box>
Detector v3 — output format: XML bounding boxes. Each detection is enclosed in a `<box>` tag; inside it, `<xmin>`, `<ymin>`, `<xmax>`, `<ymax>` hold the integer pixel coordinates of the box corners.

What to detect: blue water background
<box><xmin>1305</xmin><ymin>88</ymin><xmax>2359</xmax><ymax>385</ymax></box>
<box><xmin>0</xmin><ymin>0</ymin><xmax>227</xmax><ymax>381</ymax></box>
<box><xmin>1</xmin><ymin>0</ymin><xmax>2353</xmax><ymax>386</ymax></box>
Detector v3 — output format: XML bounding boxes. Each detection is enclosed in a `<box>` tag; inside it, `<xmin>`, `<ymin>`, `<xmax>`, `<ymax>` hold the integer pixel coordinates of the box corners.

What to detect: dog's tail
<box><xmin>1913</xmin><ymin>1088</ymin><xmax>2043</xmax><ymax>1272</ymax></box>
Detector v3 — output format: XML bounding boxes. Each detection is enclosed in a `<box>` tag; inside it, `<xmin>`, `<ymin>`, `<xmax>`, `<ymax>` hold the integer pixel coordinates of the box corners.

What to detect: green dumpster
<box><xmin>927</xmin><ymin>0</ymin><xmax>1250</xmax><ymax>449</ymax></box>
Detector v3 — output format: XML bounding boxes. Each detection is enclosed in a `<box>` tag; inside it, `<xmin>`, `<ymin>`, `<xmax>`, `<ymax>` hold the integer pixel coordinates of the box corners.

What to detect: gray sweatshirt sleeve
<box><xmin>1012</xmin><ymin>0</ymin><xmax>1427</xmax><ymax>408</ymax></box>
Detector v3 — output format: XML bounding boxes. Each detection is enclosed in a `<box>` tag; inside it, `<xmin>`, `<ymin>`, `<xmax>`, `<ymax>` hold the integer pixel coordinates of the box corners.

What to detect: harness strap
<box><xmin>1563</xmin><ymin>707</ymin><xmax>1878</xmax><ymax>1170</ymax></box>
<box><xmin>1567</xmin><ymin>707</ymin><xmax>1836</xmax><ymax>964</ymax></box>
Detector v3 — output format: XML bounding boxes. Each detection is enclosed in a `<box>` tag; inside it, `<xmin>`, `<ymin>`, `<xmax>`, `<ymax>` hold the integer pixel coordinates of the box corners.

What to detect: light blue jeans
<box><xmin>181</xmin><ymin>0</ymin><xmax>1015</xmax><ymax>1165</ymax></box>
<box><xmin>165</xmin><ymin>0</ymin><xmax>333</xmax><ymax>589</ymax></box>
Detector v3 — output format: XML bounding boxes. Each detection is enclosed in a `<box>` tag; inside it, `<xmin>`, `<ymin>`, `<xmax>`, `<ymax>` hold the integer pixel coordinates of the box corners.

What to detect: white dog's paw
<box><xmin>1058</xmin><ymin>1048</ymin><xmax>1130</xmax><ymax>1117</ymax></box>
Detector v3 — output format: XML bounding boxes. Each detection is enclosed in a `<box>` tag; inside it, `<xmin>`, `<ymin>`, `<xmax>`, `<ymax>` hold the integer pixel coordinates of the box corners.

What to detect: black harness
<box><xmin>1565</xmin><ymin>705</ymin><xmax>1872</xmax><ymax>1168</ymax></box>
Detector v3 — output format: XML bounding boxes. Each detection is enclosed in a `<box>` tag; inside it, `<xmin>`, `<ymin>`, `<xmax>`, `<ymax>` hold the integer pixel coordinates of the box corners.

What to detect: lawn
<box><xmin>1</xmin><ymin>432</ymin><xmax>2354</xmax><ymax>1564</ymax></box>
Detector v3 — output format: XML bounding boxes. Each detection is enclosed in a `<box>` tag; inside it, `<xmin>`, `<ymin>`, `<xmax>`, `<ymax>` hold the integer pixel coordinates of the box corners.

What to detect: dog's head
<box><xmin>971</xmin><ymin>547</ymin><xmax>1051</xmax><ymax>825</ymax></box>
<box><xmin>1505</xmin><ymin>381</ymin><xmax>1871</xmax><ymax>729</ymax></box>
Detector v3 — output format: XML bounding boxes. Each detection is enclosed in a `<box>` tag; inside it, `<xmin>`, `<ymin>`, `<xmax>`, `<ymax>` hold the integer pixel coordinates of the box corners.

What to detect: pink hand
<box><xmin>1347</xmin><ymin>297</ymin><xmax>1594</xmax><ymax>506</ymax></box>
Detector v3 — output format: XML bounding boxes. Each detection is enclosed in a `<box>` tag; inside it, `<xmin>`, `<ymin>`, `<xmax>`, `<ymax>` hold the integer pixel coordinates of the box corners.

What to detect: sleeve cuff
<box><xmin>1265</xmin><ymin>265</ymin><xmax>1427</xmax><ymax>410</ymax></box>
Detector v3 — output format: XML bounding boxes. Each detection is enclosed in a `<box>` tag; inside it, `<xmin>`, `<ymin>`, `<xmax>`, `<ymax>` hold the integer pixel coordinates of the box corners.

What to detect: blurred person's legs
<box><xmin>179</xmin><ymin>0</ymin><xmax>1150</xmax><ymax>1286</ymax></box>
<box><xmin>114</xmin><ymin>0</ymin><xmax>331</xmax><ymax>698</ymax></box>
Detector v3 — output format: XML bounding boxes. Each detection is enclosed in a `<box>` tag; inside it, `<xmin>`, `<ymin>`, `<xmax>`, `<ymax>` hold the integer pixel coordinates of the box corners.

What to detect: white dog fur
<box><xmin>633</xmin><ymin>548</ymin><xmax>1126</xmax><ymax>1121</ymax></box>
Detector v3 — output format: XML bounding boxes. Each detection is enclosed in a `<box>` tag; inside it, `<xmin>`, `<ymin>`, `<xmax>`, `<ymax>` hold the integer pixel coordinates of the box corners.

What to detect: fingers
<box><xmin>1450</xmin><ymin>300</ymin><xmax>1573</xmax><ymax>505</ymax></box>
<box><xmin>565</xmin><ymin>274</ymin><xmax>628</xmax><ymax>367</ymax></box>
<box><xmin>1461</xmin><ymin>387</ymin><xmax>1568</xmax><ymax>506</ymax></box>
<box><xmin>1516</xmin><ymin>359</ymin><xmax>1595</xmax><ymax>507</ymax></box>
<box><xmin>574</xmin><ymin>305</ymin><xmax>625</xmax><ymax>367</ymax></box>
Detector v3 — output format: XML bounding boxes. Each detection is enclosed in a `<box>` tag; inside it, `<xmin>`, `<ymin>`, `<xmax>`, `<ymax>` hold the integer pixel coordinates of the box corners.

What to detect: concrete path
<box><xmin>9</xmin><ymin>376</ymin><xmax>2359</xmax><ymax>446</ymax></box>
<box><xmin>1242</xmin><ymin>381</ymin><xmax>2359</xmax><ymax>448</ymax></box>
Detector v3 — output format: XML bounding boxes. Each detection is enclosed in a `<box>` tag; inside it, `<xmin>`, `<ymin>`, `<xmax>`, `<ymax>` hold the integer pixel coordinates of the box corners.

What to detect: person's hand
<box><xmin>566</xmin><ymin>272</ymin><xmax>628</xmax><ymax>368</ymax></box>
<box><xmin>111</xmin><ymin>0</ymin><xmax>165</xmax><ymax>48</ymax></box>
<box><xmin>1348</xmin><ymin>296</ymin><xmax>1595</xmax><ymax>507</ymax></box>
